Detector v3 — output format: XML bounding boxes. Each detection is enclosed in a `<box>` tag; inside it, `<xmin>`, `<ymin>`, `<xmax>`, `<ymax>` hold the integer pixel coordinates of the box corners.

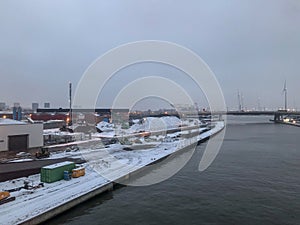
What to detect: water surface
<box><xmin>47</xmin><ymin>116</ymin><xmax>300</xmax><ymax>225</ymax></box>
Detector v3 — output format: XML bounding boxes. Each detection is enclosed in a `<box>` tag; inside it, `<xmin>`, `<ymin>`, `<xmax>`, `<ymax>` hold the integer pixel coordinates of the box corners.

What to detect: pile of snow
<box><xmin>160</xmin><ymin>116</ymin><xmax>181</xmax><ymax>129</ymax></box>
<box><xmin>128</xmin><ymin>122</ymin><xmax>146</xmax><ymax>133</ymax></box>
<box><xmin>96</xmin><ymin>121</ymin><xmax>114</xmax><ymax>132</ymax></box>
<box><xmin>43</xmin><ymin>129</ymin><xmax>85</xmax><ymax>143</ymax></box>
<box><xmin>128</xmin><ymin>116</ymin><xmax>181</xmax><ymax>133</ymax></box>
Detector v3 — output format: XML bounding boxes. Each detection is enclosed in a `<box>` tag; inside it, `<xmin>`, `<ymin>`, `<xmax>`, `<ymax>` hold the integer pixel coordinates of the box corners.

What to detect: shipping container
<box><xmin>41</xmin><ymin>161</ymin><xmax>75</xmax><ymax>183</ymax></box>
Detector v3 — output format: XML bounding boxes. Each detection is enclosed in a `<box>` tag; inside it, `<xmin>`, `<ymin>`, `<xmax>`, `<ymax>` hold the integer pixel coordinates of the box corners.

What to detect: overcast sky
<box><xmin>0</xmin><ymin>0</ymin><xmax>299</xmax><ymax>110</ymax></box>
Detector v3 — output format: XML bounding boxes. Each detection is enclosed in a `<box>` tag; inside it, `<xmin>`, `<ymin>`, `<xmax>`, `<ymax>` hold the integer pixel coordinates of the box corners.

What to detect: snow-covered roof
<box><xmin>96</xmin><ymin>121</ymin><xmax>114</xmax><ymax>132</ymax></box>
<box><xmin>0</xmin><ymin>111</ymin><xmax>13</xmax><ymax>114</ymax></box>
<box><xmin>0</xmin><ymin>118</ymin><xmax>27</xmax><ymax>125</ymax></box>
<box><xmin>42</xmin><ymin>161</ymin><xmax>74</xmax><ymax>169</ymax></box>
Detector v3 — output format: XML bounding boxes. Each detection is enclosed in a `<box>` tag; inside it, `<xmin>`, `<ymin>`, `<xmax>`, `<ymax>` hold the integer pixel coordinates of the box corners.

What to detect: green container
<box><xmin>41</xmin><ymin>161</ymin><xmax>75</xmax><ymax>183</ymax></box>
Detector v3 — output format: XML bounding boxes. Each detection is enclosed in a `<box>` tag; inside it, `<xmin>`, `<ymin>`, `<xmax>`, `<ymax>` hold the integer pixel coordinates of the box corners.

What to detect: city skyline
<box><xmin>0</xmin><ymin>0</ymin><xmax>299</xmax><ymax>110</ymax></box>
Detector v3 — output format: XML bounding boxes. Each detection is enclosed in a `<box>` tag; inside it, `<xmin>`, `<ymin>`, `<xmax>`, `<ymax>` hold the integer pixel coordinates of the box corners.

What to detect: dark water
<box><xmin>48</xmin><ymin>116</ymin><xmax>300</xmax><ymax>225</ymax></box>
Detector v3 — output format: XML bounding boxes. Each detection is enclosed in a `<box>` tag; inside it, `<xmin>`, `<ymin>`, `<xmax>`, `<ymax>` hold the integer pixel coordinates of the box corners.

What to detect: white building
<box><xmin>0</xmin><ymin>119</ymin><xmax>43</xmax><ymax>152</ymax></box>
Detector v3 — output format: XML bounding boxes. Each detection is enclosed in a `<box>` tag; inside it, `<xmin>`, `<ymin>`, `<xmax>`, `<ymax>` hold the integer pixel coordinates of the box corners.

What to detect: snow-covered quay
<box><xmin>0</xmin><ymin>120</ymin><xmax>224</xmax><ymax>225</ymax></box>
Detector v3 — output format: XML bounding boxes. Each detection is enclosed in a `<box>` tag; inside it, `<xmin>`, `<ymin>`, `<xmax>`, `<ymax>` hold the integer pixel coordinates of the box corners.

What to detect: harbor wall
<box><xmin>20</xmin><ymin>182</ymin><xmax>114</xmax><ymax>225</ymax></box>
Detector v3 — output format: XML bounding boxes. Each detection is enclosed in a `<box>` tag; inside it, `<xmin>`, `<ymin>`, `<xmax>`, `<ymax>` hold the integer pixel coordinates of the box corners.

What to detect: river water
<box><xmin>47</xmin><ymin>116</ymin><xmax>300</xmax><ymax>225</ymax></box>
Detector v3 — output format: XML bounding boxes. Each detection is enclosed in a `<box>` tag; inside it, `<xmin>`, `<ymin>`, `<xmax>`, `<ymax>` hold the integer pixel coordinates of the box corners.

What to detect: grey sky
<box><xmin>0</xmin><ymin>0</ymin><xmax>299</xmax><ymax>110</ymax></box>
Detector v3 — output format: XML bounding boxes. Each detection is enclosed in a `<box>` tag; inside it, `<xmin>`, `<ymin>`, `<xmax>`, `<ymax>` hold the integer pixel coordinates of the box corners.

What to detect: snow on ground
<box><xmin>96</xmin><ymin>121</ymin><xmax>114</xmax><ymax>132</ymax></box>
<box><xmin>0</xmin><ymin>165</ymin><xmax>109</xmax><ymax>225</ymax></box>
<box><xmin>0</xmin><ymin>121</ymin><xmax>224</xmax><ymax>225</ymax></box>
<box><xmin>43</xmin><ymin>129</ymin><xmax>85</xmax><ymax>140</ymax></box>
<box><xmin>128</xmin><ymin>116</ymin><xmax>181</xmax><ymax>133</ymax></box>
<box><xmin>8</xmin><ymin>158</ymin><xmax>33</xmax><ymax>163</ymax></box>
<box><xmin>92</xmin><ymin>131</ymin><xmax>116</xmax><ymax>138</ymax></box>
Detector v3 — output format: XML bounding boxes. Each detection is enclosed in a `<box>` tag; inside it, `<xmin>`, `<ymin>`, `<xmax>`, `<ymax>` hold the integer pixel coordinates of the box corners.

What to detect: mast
<box><xmin>69</xmin><ymin>82</ymin><xmax>72</xmax><ymax>125</ymax></box>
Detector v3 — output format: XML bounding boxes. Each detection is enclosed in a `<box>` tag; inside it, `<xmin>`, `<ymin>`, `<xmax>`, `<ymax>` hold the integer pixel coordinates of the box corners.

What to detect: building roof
<box><xmin>0</xmin><ymin>118</ymin><xmax>27</xmax><ymax>125</ymax></box>
<box><xmin>0</xmin><ymin>111</ymin><xmax>13</xmax><ymax>114</ymax></box>
<box><xmin>36</xmin><ymin>108</ymin><xmax>129</xmax><ymax>113</ymax></box>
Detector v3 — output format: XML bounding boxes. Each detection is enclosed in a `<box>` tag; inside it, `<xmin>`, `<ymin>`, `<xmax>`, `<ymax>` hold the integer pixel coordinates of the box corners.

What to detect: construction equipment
<box><xmin>23</xmin><ymin>181</ymin><xmax>44</xmax><ymax>190</ymax></box>
<box><xmin>4</xmin><ymin>181</ymin><xmax>44</xmax><ymax>193</ymax></box>
<box><xmin>0</xmin><ymin>191</ymin><xmax>15</xmax><ymax>205</ymax></box>
<box><xmin>72</xmin><ymin>167</ymin><xmax>85</xmax><ymax>178</ymax></box>
<box><xmin>35</xmin><ymin>147</ymin><xmax>50</xmax><ymax>159</ymax></box>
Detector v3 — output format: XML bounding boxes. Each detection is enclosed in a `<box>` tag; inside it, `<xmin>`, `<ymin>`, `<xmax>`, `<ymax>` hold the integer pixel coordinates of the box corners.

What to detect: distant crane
<box><xmin>257</xmin><ymin>97</ymin><xmax>261</xmax><ymax>111</ymax></box>
<box><xmin>237</xmin><ymin>90</ymin><xmax>242</xmax><ymax>111</ymax></box>
<box><xmin>283</xmin><ymin>80</ymin><xmax>288</xmax><ymax>111</ymax></box>
<box><xmin>241</xmin><ymin>92</ymin><xmax>244</xmax><ymax>111</ymax></box>
<box><xmin>237</xmin><ymin>90</ymin><xmax>244</xmax><ymax>111</ymax></box>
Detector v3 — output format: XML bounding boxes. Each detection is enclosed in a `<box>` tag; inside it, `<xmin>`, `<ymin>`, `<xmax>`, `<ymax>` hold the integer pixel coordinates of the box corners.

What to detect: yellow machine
<box><xmin>35</xmin><ymin>147</ymin><xmax>50</xmax><ymax>159</ymax></box>
<box><xmin>0</xmin><ymin>191</ymin><xmax>15</xmax><ymax>205</ymax></box>
<box><xmin>72</xmin><ymin>167</ymin><xmax>85</xmax><ymax>178</ymax></box>
<box><xmin>0</xmin><ymin>192</ymin><xmax>10</xmax><ymax>201</ymax></box>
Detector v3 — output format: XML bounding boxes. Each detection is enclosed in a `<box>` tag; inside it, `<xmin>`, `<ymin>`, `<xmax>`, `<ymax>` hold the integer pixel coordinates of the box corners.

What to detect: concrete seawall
<box><xmin>20</xmin><ymin>182</ymin><xmax>114</xmax><ymax>225</ymax></box>
<box><xmin>272</xmin><ymin>120</ymin><xmax>300</xmax><ymax>127</ymax></box>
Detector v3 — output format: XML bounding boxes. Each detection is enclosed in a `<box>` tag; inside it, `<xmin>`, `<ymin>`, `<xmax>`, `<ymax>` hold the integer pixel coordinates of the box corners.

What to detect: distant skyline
<box><xmin>0</xmin><ymin>0</ymin><xmax>299</xmax><ymax>111</ymax></box>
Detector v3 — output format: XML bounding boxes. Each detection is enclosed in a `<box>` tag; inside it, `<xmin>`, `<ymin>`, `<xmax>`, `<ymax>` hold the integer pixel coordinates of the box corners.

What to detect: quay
<box><xmin>0</xmin><ymin>121</ymin><xmax>224</xmax><ymax>225</ymax></box>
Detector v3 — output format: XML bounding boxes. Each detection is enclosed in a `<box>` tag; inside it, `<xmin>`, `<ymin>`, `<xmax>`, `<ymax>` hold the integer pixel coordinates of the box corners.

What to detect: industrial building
<box><xmin>32</xmin><ymin>103</ymin><xmax>39</xmax><ymax>112</ymax></box>
<box><xmin>36</xmin><ymin>108</ymin><xmax>129</xmax><ymax>124</ymax></box>
<box><xmin>0</xmin><ymin>111</ymin><xmax>13</xmax><ymax>119</ymax></box>
<box><xmin>0</xmin><ymin>102</ymin><xmax>6</xmax><ymax>111</ymax></box>
<box><xmin>0</xmin><ymin>118</ymin><xmax>43</xmax><ymax>152</ymax></box>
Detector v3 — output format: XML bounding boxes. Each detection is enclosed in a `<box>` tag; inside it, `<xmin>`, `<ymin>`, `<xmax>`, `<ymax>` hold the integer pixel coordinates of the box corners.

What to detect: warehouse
<box><xmin>0</xmin><ymin>118</ymin><xmax>43</xmax><ymax>152</ymax></box>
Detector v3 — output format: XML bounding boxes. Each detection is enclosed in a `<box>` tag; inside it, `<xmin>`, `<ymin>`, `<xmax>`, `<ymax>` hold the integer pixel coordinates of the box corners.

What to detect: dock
<box><xmin>0</xmin><ymin>121</ymin><xmax>224</xmax><ymax>225</ymax></box>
